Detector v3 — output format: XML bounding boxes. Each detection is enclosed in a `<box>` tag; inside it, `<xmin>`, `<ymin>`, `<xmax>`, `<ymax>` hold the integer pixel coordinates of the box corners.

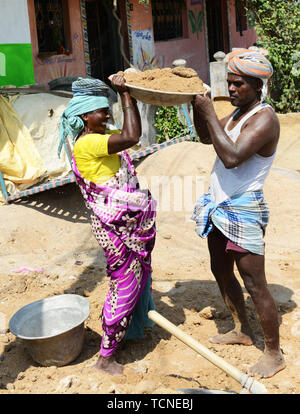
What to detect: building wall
<box><xmin>126</xmin><ymin>1</ymin><xmax>156</xmax><ymax>69</ymax></box>
<box><xmin>228</xmin><ymin>0</ymin><xmax>257</xmax><ymax>49</ymax></box>
<box><xmin>155</xmin><ymin>1</ymin><xmax>208</xmax><ymax>82</ymax></box>
<box><xmin>27</xmin><ymin>0</ymin><xmax>87</xmax><ymax>85</ymax></box>
<box><xmin>0</xmin><ymin>0</ymin><xmax>35</xmax><ymax>86</ymax></box>
<box><xmin>127</xmin><ymin>0</ymin><xmax>208</xmax><ymax>81</ymax></box>
<box><xmin>4</xmin><ymin>0</ymin><xmax>257</xmax><ymax>88</ymax></box>
<box><xmin>127</xmin><ymin>0</ymin><xmax>257</xmax><ymax>84</ymax></box>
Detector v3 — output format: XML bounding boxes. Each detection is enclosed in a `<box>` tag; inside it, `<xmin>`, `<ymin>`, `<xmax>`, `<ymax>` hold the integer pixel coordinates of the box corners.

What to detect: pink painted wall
<box><xmin>128</xmin><ymin>0</ymin><xmax>257</xmax><ymax>84</ymax></box>
<box><xmin>153</xmin><ymin>2</ymin><xmax>209</xmax><ymax>83</ymax></box>
<box><xmin>25</xmin><ymin>0</ymin><xmax>257</xmax><ymax>87</ymax></box>
<box><xmin>27</xmin><ymin>0</ymin><xmax>86</xmax><ymax>84</ymax></box>
<box><xmin>129</xmin><ymin>1</ymin><xmax>153</xmax><ymax>31</ymax></box>
<box><xmin>128</xmin><ymin>1</ymin><xmax>208</xmax><ymax>82</ymax></box>
<box><xmin>228</xmin><ymin>0</ymin><xmax>257</xmax><ymax>49</ymax></box>
<box><xmin>25</xmin><ymin>0</ymin><xmax>257</xmax><ymax>88</ymax></box>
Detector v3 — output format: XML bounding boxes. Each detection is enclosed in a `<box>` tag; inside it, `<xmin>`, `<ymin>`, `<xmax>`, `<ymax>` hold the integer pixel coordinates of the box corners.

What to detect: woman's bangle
<box><xmin>122</xmin><ymin>105</ymin><xmax>132</xmax><ymax>110</ymax></box>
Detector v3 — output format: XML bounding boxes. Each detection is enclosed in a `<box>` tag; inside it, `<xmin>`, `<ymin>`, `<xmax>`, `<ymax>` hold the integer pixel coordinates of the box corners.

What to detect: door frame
<box><xmin>203</xmin><ymin>0</ymin><xmax>230</xmax><ymax>77</ymax></box>
<box><xmin>83</xmin><ymin>0</ymin><xmax>129</xmax><ymax>79</ymax></box>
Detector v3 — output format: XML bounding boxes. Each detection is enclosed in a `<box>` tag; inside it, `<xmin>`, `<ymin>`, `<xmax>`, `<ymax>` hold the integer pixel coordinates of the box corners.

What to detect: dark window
<box><xmin>235</xmin><ymin>0</ymin><xmax>248</xmax><ymax>35</ymax></box>
<box><xmin>206</xmin><ymin>0</ymin><xmax>229</xmax><ymax>61</ymax></box>
<box><xmin>85</xmin><ymin>0</ymin><xmax>123</xmax><ymax>82</ymax></box>
<box><xmin>152</xmin><ymin>0</ymin><xmax>186</xmax><ymax>42</ymax></box>
<box><xmin>34</xmin><ymin>0</ymin><xmax>70</xmax><ymax>56</ymax></box>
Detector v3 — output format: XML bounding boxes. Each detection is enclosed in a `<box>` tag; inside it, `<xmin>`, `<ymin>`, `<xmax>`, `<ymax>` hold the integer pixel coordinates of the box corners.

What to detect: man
<box><xmin>191</xmin><ymin>48</ymin><xmax>285</xmax><ymax>378</ymax></box>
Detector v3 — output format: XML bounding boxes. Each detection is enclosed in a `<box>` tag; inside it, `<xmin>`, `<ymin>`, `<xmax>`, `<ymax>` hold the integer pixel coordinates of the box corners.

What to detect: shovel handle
<box><xmin>148</xmin><ymin>310</ymin><xmax>267</xmax><ymax>394</ymax></box>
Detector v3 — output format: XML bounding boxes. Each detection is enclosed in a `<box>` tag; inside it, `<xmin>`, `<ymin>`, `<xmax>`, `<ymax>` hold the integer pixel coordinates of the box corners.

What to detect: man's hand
<box><xmin>191</xmin><ymin>91</ymin><xmax>216</xmax><ymax>144</ymax></box>
<box><xmin>191</xmin><ymin>92</ymin><xmax>216</xmax><ymax>122</ymax></box>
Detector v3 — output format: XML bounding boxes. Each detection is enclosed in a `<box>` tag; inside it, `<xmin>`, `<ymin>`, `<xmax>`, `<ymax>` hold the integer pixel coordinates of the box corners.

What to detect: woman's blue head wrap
<box><xmin>58</xmin><ymin>77</ymin><xmax>110</xmax><ymax>157</ymax></box>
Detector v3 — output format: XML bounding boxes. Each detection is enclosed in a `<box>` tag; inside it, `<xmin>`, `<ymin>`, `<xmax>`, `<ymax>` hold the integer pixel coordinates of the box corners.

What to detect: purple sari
<box><xmin>72</xmin><ymin>150</ymin><xmax>156</xmax><ymax>356</ymax></box>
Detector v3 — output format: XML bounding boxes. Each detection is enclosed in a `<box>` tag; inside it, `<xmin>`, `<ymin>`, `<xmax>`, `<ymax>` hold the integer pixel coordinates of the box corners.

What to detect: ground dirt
<box><xmin>0</xmin><ymin>112</ymin><xmax>300</xmax><ymax>395</ymax></box>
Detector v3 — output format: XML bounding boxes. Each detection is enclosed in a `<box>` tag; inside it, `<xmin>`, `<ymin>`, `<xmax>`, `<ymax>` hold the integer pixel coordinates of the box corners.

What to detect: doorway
<box><xmin>205</xmin><ymin>0</ymin><xmax>229</xmax><ymax>62</ymax></box>
<box><xmin>85</xmin><ymin>0</ymin><xmax>124</xmax><ymax>82</ymax></box>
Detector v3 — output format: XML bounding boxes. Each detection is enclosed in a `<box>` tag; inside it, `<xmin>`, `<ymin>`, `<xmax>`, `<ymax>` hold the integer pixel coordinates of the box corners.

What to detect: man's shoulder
<box><xmin>243</xmin><ymin>104</ymin><xmax>280</xmax><ymax>147</ymax></box>
<box><xmin>246</xmin><ymin>104</ymin><xmax>279</xmax><ymax>128</ymax></box>
<box><xmin>255</xmin><ymin>103</ymin><xmax>277</xmax><ymax>119</ymax></box>
<box><xmin>261</xmin><ymin>104</ymin><xmax>278</xmax><ymax>118</ymax></box>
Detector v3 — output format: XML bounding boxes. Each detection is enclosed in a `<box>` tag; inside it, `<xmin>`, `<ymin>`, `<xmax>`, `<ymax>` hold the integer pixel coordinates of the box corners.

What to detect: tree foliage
<box><xmin>245</xmin><ymin>0</ymin><xmax>300</xmax><ymax>113</ymax></box>
<box><xmin>154</xmin><ymin>106</ymin><xmax>189</xmax><ymax>143</ymax></box>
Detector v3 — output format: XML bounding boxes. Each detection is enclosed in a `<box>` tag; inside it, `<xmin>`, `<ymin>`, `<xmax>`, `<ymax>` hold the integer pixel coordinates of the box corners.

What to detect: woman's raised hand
<box><xmin>109</xmin><ymin>74</ymin><xmax>129</xmax><ymax>95</ymax></box>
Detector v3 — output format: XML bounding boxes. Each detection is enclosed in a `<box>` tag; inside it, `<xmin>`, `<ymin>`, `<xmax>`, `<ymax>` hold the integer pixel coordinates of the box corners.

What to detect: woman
<box><xmin>59</xmin><ymin>75</ymin><xmax>157</xmax><ymax>375</ymax></box>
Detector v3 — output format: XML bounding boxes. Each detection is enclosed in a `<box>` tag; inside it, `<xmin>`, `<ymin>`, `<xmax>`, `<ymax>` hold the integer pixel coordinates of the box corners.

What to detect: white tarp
<box><xmin>12</xmin><ymin>93</ymin><xmax>72</xmax><ymax>178</ymax></box>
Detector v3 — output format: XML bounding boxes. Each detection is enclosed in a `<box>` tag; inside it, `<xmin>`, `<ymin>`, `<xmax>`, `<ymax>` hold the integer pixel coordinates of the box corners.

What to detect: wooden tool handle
<box><xmin>148</xmin><ymin>310</ymin><xmax>267</xmax><ymax>394</ymax></box>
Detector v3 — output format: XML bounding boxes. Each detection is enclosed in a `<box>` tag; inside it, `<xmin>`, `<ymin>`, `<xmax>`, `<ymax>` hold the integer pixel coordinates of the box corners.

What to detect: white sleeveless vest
<box><xmin>209</xmin><ymin>103</ymin><xmax>276</xmax><ymax>204</ymax></box>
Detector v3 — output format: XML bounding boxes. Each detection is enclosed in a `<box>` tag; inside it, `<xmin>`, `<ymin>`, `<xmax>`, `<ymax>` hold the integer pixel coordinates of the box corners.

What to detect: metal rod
<box><xmin>180</xmin><ymin>103</ymin><xmax>196</xmax><ymax>138</ymax></box>
<box><xmin>0</xmin><ymin>169</ymin><xmax>9</xmax><ymax>204</ymax></box>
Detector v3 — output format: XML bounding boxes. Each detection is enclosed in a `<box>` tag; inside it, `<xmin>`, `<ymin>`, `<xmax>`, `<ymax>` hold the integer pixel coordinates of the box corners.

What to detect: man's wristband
<box><xmin>122</xmin><ymin>105</ymin><xmax>132</xmax><ymax>110</ymax></box>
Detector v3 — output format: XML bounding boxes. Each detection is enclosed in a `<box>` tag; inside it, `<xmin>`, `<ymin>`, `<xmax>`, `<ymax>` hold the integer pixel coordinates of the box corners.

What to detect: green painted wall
<box><xmin>0</xmin><ymin>43</ymin><xmax>35</xmax><ymax>87</ymax></box>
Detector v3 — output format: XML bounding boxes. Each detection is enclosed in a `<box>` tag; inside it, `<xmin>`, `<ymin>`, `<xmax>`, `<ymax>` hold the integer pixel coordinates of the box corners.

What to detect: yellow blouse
<box><xmin>73</xmin><ymin>131</ymin><xmax>121</xmax><ymax>185</ymax></box>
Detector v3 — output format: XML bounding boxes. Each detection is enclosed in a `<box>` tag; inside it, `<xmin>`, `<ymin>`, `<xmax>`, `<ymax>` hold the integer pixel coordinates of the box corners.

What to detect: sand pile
<box><xmin>119</xmin><ymin>67</ymin><xmax>206</xmax><ymax>93</ymax></box>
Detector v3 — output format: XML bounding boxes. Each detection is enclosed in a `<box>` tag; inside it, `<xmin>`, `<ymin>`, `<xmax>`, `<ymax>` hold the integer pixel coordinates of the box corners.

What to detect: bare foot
<box><xmin>209</xmin><ymin>330</ymin><xmax>254</xmax><ymax>346</ymax></box>
<box><xmin>93</xmin><ymin>355</ymin><xmax>124</xmax><ymax>376</ymax></box>
<box><xmin>249</xmin><ymin>350</ymin><xmax>286</xmax><ymax>378</ymax></box>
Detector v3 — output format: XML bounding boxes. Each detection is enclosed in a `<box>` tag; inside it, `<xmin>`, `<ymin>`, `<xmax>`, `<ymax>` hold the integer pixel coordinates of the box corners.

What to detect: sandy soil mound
<box><xmin>120</xmin><ymin>67</ymin><xmax>206</xmax><ymax>93</ymax></box>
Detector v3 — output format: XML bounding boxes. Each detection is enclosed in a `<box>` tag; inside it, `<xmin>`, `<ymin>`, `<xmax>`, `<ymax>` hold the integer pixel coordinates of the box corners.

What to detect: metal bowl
<box><xmin>9</xmin><ymin>294</ymin><xmax>90</xmax><ymax>367</ymax></box>
<box><xmin>125</xmin><ymin>83</ymin><xmax>204</xmax><ymax>106</ymax></box>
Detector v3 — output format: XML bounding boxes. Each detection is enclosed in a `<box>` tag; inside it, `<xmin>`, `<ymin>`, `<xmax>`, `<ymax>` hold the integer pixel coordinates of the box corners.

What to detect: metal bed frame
<box><xmin>0</xmin><ymin>133</ymin><xmax>195</xmax><ymax>204</ymax></box>
<box><xmin>0</xmin><ymin>96</ymin><xmax>196</xmax><ymax>205</ymax></box>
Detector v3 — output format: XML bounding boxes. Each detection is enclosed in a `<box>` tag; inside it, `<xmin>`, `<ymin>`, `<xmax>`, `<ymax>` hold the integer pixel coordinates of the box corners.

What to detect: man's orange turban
<box><xmin>228</xmin><ymin>48</ymin><xmax>273</xmax><ymax>80</ymax></box>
